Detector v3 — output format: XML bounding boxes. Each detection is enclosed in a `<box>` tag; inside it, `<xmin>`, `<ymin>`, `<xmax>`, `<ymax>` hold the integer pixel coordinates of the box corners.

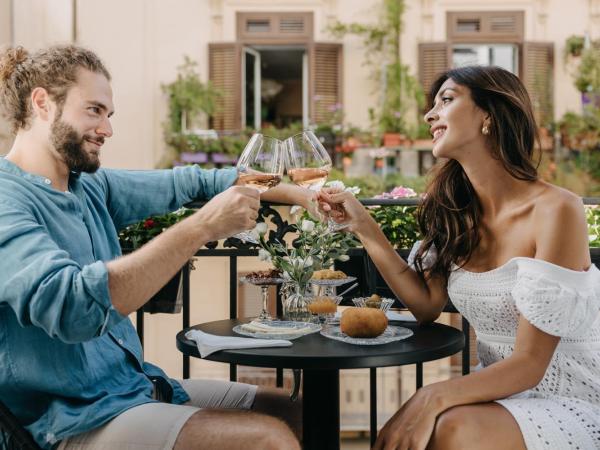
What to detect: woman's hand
<box><xmin>373</xmin><ymin>386</ymin><xmax>443</xmax><ymax>450</ymax></box>
<box><xmin>316</xmin><ymin>188</ymin><xmax>370</xmax><ymax>233</ymax></box>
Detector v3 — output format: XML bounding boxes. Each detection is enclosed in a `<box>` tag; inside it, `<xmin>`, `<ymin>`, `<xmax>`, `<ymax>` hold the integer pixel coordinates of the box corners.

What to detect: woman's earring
<box><xmin>482</xmin><ymin>125</ymin><xmax>490</xmax><ymax>135</ymax></box>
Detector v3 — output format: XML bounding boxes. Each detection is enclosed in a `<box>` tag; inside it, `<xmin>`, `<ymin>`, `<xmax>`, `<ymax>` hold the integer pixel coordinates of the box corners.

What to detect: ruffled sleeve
<box><xmin>511</xmin><ymin>258</ymin><xmax>600</xmax><ymax>338</ymax></box>
<box><xmin>407</xmin><ymin>240</ymin><xmax>437</xmax><ymax>271</ymax></box>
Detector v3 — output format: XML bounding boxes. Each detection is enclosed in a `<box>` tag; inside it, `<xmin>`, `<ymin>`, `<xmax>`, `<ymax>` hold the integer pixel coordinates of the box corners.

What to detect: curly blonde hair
<box><xmin>0</xmin><ymin>45</ymin><xmax>110</xmax><ymax>133</ymax></box>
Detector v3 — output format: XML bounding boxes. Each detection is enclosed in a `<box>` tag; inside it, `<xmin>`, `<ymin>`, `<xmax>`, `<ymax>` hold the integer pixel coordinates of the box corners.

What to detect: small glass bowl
<box><xmin>351</xmin><ymin>297</ymin><xmax>395</xmax><ymax>313</ymax></box>
<box><xmin>307</xmin><ymin>296</ymin><xmax>343</xmax><ymax>323</ymax></box>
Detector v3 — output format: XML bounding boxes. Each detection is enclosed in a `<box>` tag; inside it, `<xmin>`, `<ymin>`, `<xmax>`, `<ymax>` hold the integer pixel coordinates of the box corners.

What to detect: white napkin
<box><xmin>333</xmin><ymin>310</ymin><xmax>417</xmax><ymax>322</ymax></box>
<box><xmin>185</xmin><ymin>329</ymin><xmax>292</xmax><ymax>358</ymax></box>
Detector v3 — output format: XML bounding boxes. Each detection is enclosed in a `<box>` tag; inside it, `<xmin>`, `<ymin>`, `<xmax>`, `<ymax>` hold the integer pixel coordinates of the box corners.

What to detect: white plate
<box><xmin>309</xmin><ymin>276</ymin><xmax>357</xmax><ymax>286</ymax></box>
<box><xmin>320</xmin><ymin>325</ymin><xmax>413</xmax><ymax>345</ymax></box>
<box><xmin>233</xmin><ymin>321</ymin><xmax>321</xmax><ymax>340</ymax></box>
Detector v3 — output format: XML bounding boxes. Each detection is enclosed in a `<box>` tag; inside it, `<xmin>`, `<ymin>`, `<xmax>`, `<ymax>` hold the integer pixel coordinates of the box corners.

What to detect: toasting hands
<box><xmin>193</xmin><ymin>186</ymin><xmax>260</xmax><ymax>242</ymax></box>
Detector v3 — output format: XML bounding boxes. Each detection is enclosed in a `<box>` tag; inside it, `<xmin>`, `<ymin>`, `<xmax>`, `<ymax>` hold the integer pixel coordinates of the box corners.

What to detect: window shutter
<box><xmin>310</xmin><ymin>43</ymin><xmax>343</xmax><ymax>125</ymax></box>
<box><xmin>237</xmin><ymin>12</ymin><xmax>313</xmax><ymax>42</ymax></box>
<box><xmin>418</xmin><ymin>43</ymin><xmax>449</xmax><ymax>101</ymax></box>
<box><xmin>208</xmin><ymin>43</ymin><xmax>242</xmax><ymax>131</ymax></box>
<box><xmin>447</xmin><ymin>11</ymin><xmax>524</xmax><ymax>43</ymax></box>
<box><xmin>522</xmin><ymin>42</ymin><xmax>554</xmax><ymax>127</ymax></box>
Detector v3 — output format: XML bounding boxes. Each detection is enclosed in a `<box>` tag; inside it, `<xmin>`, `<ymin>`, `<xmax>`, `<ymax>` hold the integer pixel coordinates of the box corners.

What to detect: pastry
<box><xmin>365</xmin><ymin>294</ymin><xmax>382</xmax><ymax>309</ymax></box>
<box><xmin>340</xmin><ymin>307</ymin><xmax>388</xmax><ymax>338</ymax></box>
<box><xmin>246</xmin><ymin>268</ymin><xmax>282</xmax><ymax>280</ymax></box>
<box><xmin>312</xmin><ymin>269</ymin><xmax>347</xmax><ymax>280</ymax></box>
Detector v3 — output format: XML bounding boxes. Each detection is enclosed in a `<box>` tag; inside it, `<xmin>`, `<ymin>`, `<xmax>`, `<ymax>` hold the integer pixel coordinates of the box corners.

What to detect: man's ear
<box><xmin>30</xmin><ymin>87</ymin><xmax>53</xmax><ymax>122</ymax></box>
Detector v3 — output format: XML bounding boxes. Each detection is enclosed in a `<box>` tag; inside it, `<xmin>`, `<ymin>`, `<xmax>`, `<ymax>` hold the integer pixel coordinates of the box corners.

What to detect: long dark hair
<box><xmin>414</xmin><ymin>65</ymin><xmax>540</xmax><ymax>281</ymax></box>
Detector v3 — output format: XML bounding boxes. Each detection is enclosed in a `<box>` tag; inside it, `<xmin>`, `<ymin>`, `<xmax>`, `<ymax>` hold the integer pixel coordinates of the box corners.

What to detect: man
<box><xmin>0</xmin><ymin>45</ymin><xmax>308</xmax><ymax>449</ymax></box>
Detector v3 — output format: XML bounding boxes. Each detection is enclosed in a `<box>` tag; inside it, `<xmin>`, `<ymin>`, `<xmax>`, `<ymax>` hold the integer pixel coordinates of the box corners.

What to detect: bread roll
<box><xmin>340</xmin><ymin>308</ymin><xmax>388</xmax><ymax>338</ymax></box>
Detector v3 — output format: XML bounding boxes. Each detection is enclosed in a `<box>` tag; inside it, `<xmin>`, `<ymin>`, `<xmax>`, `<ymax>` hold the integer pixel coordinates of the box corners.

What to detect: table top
<box><xmin>176</xmin><ymin>318</ymin><xmax>465</xmax><ymax>370</ymax></box>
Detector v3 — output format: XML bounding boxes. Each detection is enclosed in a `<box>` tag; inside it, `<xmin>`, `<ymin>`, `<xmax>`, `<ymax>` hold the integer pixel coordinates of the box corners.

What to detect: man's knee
<box><xmin>175</xmin><ymin>409</ymin><xmax>299</xmax><ymax>450</ymax></box>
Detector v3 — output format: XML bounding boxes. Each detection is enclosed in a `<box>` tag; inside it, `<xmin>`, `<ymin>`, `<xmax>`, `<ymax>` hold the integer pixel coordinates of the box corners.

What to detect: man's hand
<box><xmin>192</xmin><ymin>186</ymin><xmax>260</xmax><ymax>242</ymax></box>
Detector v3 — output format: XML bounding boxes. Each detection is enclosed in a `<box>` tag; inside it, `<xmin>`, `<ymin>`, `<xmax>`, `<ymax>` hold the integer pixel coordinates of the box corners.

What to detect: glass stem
<box><xmin>261</xmin><ymin>285</ymin><xmax>269</xmax><ymax>315</ymax></box>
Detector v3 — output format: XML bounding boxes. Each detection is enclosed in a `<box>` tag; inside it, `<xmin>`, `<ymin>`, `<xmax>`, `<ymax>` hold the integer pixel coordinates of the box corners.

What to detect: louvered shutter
<box><xmin>310</xmin><ymin>43</ymin><xmax>343</xmax><ymax>125</ymax></box>
<box><xmin>208</xmin><ymin>43</ymin><xmax>242</xmax><ymax>131</ymax></box>
<box><xmin>418</xmin><ymin>43</ymin><xmax>449</xmax><ymax>102</ymax></box>
<box><xmin>522</xmin><ymin>42</ymin><xmax>554</xmax><ymax>127</ymax></box>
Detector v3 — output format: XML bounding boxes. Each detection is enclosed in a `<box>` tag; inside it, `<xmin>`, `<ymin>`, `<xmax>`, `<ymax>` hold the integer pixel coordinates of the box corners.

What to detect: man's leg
<box><xmin>173</xmin><ymin>409</ymin><xmax>299</xmax><ymax>450</ymax></box>
<box><xmin>179</xmin><ymin>379</ymin><xmax>302</xmax><ymax>440</ymax></box>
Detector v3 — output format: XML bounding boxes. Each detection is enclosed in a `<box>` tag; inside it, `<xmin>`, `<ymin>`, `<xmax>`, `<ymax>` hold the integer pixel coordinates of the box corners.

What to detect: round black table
<box><xmin>176</xmin><ymin>319</ymin><xmax>464</xmax><ymax>450</ymax></box>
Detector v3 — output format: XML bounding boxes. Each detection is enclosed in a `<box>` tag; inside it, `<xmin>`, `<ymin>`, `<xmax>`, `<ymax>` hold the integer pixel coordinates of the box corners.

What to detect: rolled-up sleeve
<box><xmin>0</xmin><ymin>201</ymin><xmax>126</xmax><ymax>343</ymax></box>
<box><xmin>95</xmin><ymin>166</ymin><xmax>238</xmax><ymax>230</ymax></box>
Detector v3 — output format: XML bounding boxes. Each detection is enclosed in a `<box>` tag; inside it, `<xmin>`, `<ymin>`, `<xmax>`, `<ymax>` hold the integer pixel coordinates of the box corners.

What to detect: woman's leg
<box><xmin>427</xmin><ymin>403</ymin><xmax>526</xmax><ymax>450</ymax></box>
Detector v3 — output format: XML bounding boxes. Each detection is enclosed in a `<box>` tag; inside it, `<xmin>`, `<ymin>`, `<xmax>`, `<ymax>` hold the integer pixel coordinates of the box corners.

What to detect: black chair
<box><xmin>0</xmin><ymin>400</ymin><xmax>40</xmax><ymax>450</ymax></box>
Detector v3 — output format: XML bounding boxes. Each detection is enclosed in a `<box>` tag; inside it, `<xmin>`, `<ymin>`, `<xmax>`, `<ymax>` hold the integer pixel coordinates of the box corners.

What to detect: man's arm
<box><xmin>107</xmin><ymin>186</ymin><xmax>260</xmax><ymax>316</ymax></box>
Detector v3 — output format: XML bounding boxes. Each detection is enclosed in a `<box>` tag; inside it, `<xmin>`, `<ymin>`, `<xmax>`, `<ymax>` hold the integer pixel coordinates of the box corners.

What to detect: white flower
<box><xmin>325</xmin><ymin>180</ymin><xmax>345</xmax><ymax>191</ymax></box>
<box><xmin>290</xmin><ymin>205</ymin><xmax>304</xmax><ymax>215</ymax></box>
<box><xmin>258</xmin><ymin>249</ymin><xmax>272</xmax><ymax>262</ymax></box>
<box><xmin>589</xmin><ymin>235</ymin><xmax>597</xmax><ymax>243</ymax></box>
<box><xmin>254</xmin><ymin>222</ymin><xmax>268</xmax><ymax>235</ymax></box>
<box><xmin>345</xmin><ymin>186</ymin><xmax>361</xmax><ymax>196</ymax></box>
<box><xmin>338</xmin><ymin>254</ymin><xmax>350</xmax><ymax>261</ymax></box>
<box><xmin>301</xmin><ymin>220</ymin><xmax>315</xmax><ymax>232</ymax></box>
<box><xmin>304</xmin><ymin>256</ymin><xmax>314</xmax><ymax>267</ymax></box>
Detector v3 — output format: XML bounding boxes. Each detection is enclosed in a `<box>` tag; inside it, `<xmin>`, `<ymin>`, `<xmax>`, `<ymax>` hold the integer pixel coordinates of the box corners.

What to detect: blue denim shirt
<box><xmin>0</xmin><ymin>158</ymin><xmax>237</xmax><ymax>449</ymax></box>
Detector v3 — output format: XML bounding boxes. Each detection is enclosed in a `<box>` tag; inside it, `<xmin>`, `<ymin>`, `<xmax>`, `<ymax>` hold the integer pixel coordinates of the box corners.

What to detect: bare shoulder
<box><xmin>532</xmin><ymin>182</ymin><xmax>589</xmax><ymax>270</ymax></box>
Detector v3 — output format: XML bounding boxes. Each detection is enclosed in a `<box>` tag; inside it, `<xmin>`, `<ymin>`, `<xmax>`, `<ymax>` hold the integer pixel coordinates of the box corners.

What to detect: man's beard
<box><xmin>50</xmin><ymin>118</ymin><xmax>102</xmax><ymax>173</ymax></box>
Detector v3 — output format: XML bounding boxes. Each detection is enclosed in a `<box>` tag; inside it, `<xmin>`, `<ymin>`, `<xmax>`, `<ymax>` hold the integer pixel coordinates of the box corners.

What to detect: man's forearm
<box><xmin>107</xmin><ymin>217</ymin><xmax>210</xmax><ymax>316</ymax></box>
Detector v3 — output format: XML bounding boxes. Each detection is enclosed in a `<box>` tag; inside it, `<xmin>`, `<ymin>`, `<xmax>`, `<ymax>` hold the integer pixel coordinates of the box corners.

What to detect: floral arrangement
<box><xmin>118</xmin><ymin>208</ymin><xmax>194</xmax><ymax>251</ymax></box>
<box><xmin>369</xmin><ymin>186</ymin><xmax>421</xmax><ymax>248</ymax></box>
<box><xmin>587</xmin><ymin>206</ymin><xmax>600</xmax><ymax>247</ymax></box>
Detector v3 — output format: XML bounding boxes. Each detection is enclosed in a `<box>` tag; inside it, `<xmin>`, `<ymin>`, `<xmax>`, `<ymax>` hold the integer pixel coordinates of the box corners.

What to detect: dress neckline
<box><xmin>454</xmin><ymin>256</ymin><xmax>594</xmax><ymax>276</ymax></box>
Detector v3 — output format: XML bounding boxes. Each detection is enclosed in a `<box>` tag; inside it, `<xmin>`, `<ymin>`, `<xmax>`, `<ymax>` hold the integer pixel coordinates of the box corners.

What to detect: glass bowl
<box><xmin>351</xmin><ymin>297</ymin><xmax>395</xmax><ymax>313</ymax></box>
<box><xmin>307</xmin><ymin>296</ymin><xmax>343</xmax><ymax>323</ymax></box>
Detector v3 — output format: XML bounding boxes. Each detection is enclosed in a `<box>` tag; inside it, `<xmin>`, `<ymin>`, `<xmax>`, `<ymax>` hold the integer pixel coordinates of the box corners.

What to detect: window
<box><xmin>452</xmin><ymin>44</ymin><xmax>519</xmax><ymax>74</ymax></box>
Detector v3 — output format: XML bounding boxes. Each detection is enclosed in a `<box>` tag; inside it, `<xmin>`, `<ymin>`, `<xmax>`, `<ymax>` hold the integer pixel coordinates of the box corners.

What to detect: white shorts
<box><xmin>57</xmin><ymin>379</ymin><xmax>258</xmax><ymax>450</ymax></box>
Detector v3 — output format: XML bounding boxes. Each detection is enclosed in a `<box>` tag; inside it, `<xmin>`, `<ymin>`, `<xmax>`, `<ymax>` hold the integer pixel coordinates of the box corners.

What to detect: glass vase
<box><xmin>282</xmin><ymin>283</ymin><xmax>312</xmax><ymax>322</ymax></box>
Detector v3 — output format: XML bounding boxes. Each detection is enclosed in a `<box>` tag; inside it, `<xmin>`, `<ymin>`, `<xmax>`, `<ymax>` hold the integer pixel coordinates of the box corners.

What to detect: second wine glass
<box><xmin>284</xmin><ymin>131</ymin><xmax>347</xmax><ymax>232</ymax></box>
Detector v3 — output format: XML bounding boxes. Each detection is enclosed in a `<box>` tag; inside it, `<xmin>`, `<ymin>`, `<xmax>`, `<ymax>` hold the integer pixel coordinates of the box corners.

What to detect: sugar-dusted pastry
<box><xmin>312</xmin><ymin>269</ymin><xmax>347</xmax><ymax>280</ymax></box>
<box><xmin>340</xmin><ymin>307</ymin><xmax>388</xmax><ymax>338</ymax></box>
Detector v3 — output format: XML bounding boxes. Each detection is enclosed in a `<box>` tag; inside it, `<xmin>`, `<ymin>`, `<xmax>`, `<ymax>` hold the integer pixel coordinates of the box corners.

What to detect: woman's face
<box><xmin>424</xmin><ymin>78</ymin><xmax>489</xmax><ymax>160</ymax></box>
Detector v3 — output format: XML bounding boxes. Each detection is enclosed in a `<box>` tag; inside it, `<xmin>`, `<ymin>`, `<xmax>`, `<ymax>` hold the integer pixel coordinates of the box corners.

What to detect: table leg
<box><xmin>302</xmin><ymin>369</ymin><xmax>340</xmax><ymax>450</ymax></box>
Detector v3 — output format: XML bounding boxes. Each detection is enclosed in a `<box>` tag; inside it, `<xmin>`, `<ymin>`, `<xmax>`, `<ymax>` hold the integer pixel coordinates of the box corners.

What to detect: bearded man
<box><xmin>0</xmin><ymin>45</ymin><xmax>306</xmax><ymax>450</ymax></box>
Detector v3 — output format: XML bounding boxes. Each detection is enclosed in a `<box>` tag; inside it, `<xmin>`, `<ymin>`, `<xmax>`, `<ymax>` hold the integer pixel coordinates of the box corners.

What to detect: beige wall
<box><xmin>0</xmin><ymin>0</ymin><xmax>12</xmax><ymax>151</ymax></box>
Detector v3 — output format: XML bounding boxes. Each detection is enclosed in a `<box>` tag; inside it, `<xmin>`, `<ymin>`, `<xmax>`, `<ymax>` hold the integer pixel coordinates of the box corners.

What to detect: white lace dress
<box><xmin>447</xmin><ymin>257</ymin><xmax>600</xmax><ymax>449</ymax></box>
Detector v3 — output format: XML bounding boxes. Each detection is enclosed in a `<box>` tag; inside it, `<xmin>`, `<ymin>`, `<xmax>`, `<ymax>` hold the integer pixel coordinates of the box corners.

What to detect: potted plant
<box><xmin>565</xmin><ymin>35</ymin><xmax>585</xmax><ymax>59</ymax></box>
<box><xmin>162</xmin><ymin>56</ymin><xmax>223</xmax><ymax>164</ymax></box>
<box><xmin>119</xmin><ymin>208</ymin><xmax>195</xmax><ymax>313</ymax></box>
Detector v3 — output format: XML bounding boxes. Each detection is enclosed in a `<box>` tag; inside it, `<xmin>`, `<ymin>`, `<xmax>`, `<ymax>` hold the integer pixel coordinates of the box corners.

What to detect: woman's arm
<box><xmin>318</xmin><ymin>190</ymin><xmax>448</xmax><ymax>322</ymax></box>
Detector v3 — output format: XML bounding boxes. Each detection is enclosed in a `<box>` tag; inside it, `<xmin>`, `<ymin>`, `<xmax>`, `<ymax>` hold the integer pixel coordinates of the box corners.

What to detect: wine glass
<box><xmin>284</xmin><ymin>131</ymin><xmax>346</xmax><ymax>231</ymax></box>
<box><xmin>232</xmin><ymin>134</ymin><xmax>284</xmax><ymax>242</ymax></box>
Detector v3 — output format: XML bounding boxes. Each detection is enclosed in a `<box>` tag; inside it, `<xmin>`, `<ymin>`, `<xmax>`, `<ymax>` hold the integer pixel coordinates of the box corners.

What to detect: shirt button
<box><xmin>44</xmin><ymin>179</ymin><xmax>51</xmax><ymax>185</ymax></box>
<box><xmin>118</xmin><ymin>339</ymin><xmax>124</xmax><ymax>345</ymax></box>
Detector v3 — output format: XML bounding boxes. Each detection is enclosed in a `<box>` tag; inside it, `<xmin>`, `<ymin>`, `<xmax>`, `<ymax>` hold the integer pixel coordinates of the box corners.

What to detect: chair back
<box><xmin>0</xmin><ymin>400</ymin><xmax>41</xmax><ymax>450</ymax></box>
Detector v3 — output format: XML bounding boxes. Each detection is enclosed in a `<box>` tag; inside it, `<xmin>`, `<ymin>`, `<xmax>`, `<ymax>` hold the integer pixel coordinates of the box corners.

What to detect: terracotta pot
<box><xmin>143</xmin><ymin>270</ymin><xmax>183</xmax><ymax>314</ymax></box>
<box><xmin>382</xmin><ymin>133</ymin><xmax>405</xmax><ymax>148</ymax></box>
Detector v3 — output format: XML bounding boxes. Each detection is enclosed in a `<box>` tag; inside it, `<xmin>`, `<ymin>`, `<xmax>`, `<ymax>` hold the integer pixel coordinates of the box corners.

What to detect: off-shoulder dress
<box><xmin>447</xmin><ymin>257</ymin><xmax>600</xmax><ymax>449</ymax></box>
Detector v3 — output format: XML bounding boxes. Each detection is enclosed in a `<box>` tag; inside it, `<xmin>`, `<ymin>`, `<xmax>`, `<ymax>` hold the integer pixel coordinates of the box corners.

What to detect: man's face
<box><xmin>50</xmin><ymin>69</ymin><xmax>114</xmax><ymax>173</ymax></box>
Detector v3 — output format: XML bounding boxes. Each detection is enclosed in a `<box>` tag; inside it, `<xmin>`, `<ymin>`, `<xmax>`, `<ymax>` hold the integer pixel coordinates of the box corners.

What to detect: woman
<box><xmin>318</xmin><ymin>66</ymin><xmax>600</xmax><ymax>450</ymax></box>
